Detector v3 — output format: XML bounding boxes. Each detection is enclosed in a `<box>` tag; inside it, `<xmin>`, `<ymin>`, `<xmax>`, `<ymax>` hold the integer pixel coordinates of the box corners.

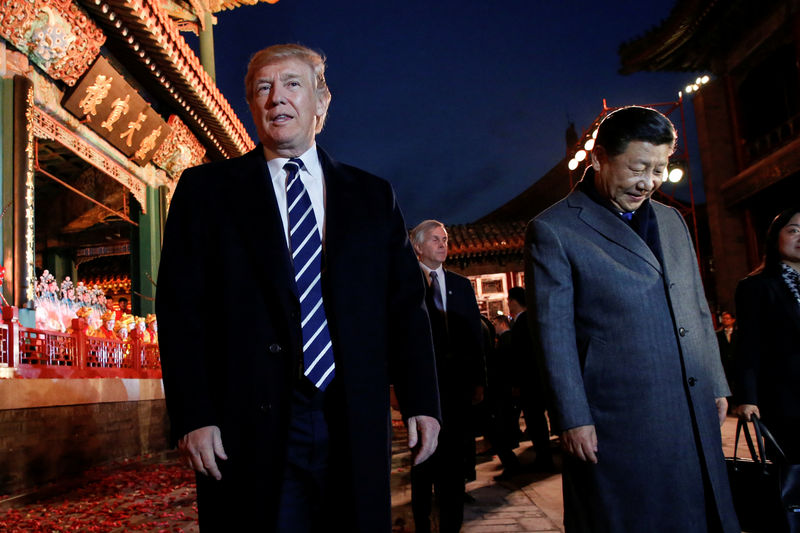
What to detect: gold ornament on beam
<box><xmin>78</xmin><ymin>74</ymin><xmax>113</xmax><ymax>117</ymax></box>
<box><xmin>135</xmin><ymin>126</ymin><xmax>162</xmax><ymax>160</ymax></box>
<box><xmin>120</xmin><ymin>112</ymin><xmax>147</xmax><ymax>147</ymax></box>
<box><xmin>101</xmin><ymin>94</ymin><xmax>131</xmax><ymax>131</ymax></box>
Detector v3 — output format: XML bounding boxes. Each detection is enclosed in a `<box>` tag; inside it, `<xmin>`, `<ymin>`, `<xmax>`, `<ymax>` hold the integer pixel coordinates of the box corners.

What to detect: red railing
<box><xmin>1</xmin><ymin>307</ymin><xmax>161</xmax><ymax>379</ymax></box>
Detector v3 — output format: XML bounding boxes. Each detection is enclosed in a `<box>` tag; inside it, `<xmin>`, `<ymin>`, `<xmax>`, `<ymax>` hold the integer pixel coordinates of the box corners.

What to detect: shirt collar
<box><xmin>419</xmin><ymin>262</ymin><xmax>444</xmax><ymax>281</ymax></box>
<box><xmin>266</xmin><ymin>144</ymin><xmax>321</xmax><ymax>182</ymax></box>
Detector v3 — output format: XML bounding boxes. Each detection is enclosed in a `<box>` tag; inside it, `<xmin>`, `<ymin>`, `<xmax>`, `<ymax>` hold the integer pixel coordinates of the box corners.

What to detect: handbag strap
<box><xmin>733</xmin><ymin>417</ymin><xmax>762</xmax><ymax>465</ymax></box>
<box><xmin>750</xmin><ymin>413</ymin><xmax>769</xmax><ymax>471</ymax></box>
<box><xmin>752</xmin><ymin>414</ymin><xmax>789</xmax><ymax>464</ymax></box>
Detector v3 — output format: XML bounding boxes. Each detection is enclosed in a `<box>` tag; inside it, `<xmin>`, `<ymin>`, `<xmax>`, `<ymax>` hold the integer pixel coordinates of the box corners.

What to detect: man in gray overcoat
<box><xmin>525</xmin><ymin>106</ymin><xmax>739</xmax><ymax>532</ymax></box>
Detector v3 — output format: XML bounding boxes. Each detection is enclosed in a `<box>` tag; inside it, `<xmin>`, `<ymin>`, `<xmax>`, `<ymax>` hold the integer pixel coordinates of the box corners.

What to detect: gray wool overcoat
<box><xmin>525</xmin><ymin>183</ymin><xmax>739</xmax><ymax>532</ymax></box>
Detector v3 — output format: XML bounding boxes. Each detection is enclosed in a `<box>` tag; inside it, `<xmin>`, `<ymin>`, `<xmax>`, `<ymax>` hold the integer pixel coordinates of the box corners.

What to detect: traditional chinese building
<box><xmin>0</xmin><ymin>0</ymin><xmax>258</xmax><ymax>493</ymax></box>
<box><xmin>442</xmin><ymin>155</ymin><xmax>572</xmax><ymax>317</ymax></box>
<box><xmin>619</xmin><ymin>0</ymin><xmax>800</xmax><ymax>313</ymax></box>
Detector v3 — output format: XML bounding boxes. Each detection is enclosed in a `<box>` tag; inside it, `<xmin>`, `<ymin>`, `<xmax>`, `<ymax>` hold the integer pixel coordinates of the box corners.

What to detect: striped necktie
<box><xmin>285</xmin><ymin>158</ymin><xmax>335</xmax><ymax>390</ymax></box>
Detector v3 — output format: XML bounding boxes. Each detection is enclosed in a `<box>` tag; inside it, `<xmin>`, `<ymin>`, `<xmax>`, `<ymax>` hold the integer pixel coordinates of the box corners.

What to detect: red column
<box><xmin>2</xmin><ymin>306</ymin><xmax>20</xmax><ymax>369</ymax></box>
<box><xmin>71</xmin><ymin>318</ymin><xmax>87</xmax><ymax>370</ymax></box>
<box><xmin>131</xmin><ymin>331</ymin><xmax>142</xmax><ymax>371</ymax></box>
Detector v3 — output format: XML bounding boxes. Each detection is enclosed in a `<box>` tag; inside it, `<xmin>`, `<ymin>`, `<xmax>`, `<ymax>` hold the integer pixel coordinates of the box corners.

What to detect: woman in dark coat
<box><xmin>735</xmin><ymin>206</ymin><xmax>800</xmax><ymax>461</ymax></box>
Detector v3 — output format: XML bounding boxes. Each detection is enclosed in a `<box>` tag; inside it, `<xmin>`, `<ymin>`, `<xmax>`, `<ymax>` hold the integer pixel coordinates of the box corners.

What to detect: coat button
<box><xmin>679</xmin><ymin>327</ymin><xmax>687</xmax><ymax>337</ymax></box>
<box><xmin>688</xmin><ymin>377</ymin><xmax>697</xmax><ymax>386</ymax></box>
<box><xmin>269</xmin><ymin>344</ymin><xmax>282</xmax><ymax>353</ymax></box>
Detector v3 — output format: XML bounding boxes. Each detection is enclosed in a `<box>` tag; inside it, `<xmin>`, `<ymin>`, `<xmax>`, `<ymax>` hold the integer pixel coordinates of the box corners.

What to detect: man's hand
<box><xmin>407</xmin><ymin>415</ymin><xmax>440</xmax><ymax>466</ymax></box>
<box><xmin>178</xmin><ymin>425</ymin><xmax>228</xmax><ymax>480</ymax></box>
<box><xmin>715</xmin><ymin>397</ymin><xmax>728</xmax><ymax>426</ymax></box>
<box><xmin>735</xmin><ymin>403</ymin><xmax>760</xmax><ymax>421</ymax></box>
<box><xmin>561</xmin><ymin>424</ymin><xmax>598</xmax><ymax>463</ymax></box>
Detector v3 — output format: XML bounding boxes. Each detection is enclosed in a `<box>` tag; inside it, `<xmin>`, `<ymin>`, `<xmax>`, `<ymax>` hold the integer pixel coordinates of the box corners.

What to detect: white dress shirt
<box><xmin>266</xmin><ymin>144</ymin><xmax>325</xmax><ymax>248</ymax></box>
<box><xmin>418</xmin><ymin>262</ymin><xmax>447</xmax><ymax>311</ymax></box>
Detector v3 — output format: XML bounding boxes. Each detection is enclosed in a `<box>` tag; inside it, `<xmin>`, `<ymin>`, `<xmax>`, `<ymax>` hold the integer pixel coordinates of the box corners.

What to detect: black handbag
<box><xmin>726</xmin><ymin>415</ymin><xmax>800</xmax><ymax>532</ymax></box>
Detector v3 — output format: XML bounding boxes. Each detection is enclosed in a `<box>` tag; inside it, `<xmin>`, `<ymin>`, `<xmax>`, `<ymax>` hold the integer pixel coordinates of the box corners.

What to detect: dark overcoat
<box><xmin>525</xmin><ymin>185</ymin><xmax>739</xmax><ymax>532</ymax></box>
<box><xmin>156</xmin><ymin>145</ymin><xmax>440</xmax><ymax>531</ymax></box>
<box><xmin>434</xmin><ymin>270</ymin><xmax>485</xmax><ymax>462</ymax></box>
<box><xmin>434</xmin><ymin>271</ymin><xmax>485</xmax><ymax>407</ymax></box>
<box><xmin>735</xmin><ymin>270</ymin><xmax>800</xmax><ymax>459</ymax></box>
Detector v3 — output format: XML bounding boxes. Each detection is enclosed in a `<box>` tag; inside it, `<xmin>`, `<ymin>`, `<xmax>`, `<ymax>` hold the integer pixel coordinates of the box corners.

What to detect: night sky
<box><xmin>190</xmin><ymin>0</ymin><xmax>706</xmax><ymax>226</ymax></box>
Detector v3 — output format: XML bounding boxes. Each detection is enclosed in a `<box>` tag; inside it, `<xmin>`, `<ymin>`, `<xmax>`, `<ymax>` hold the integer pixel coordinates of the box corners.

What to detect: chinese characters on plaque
<box><xmin>63</xmin><ymin>56</ymin><xmax>171</xmax><ymax>166</ymax></box>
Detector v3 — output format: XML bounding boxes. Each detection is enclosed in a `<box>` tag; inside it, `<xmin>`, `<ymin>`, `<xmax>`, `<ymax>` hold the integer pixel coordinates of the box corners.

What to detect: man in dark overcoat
<box><xmin>507</xmin><ymin>286</ymin><xmax>553</xmax><ymax>471</ymax></box>
<box><xmin>525</xmin><ymin>106</ymin><xmax>739</xmax><ymax>532</ymax></box>
<box><xmin>156</xmin><ymin>44</ymin><xmax>441</xmax><ymax>532</ymax></box>
<box><xmin>409</xmin><ymin>219</ymin><xmax>485</xmax><ymax>533</ymax></box>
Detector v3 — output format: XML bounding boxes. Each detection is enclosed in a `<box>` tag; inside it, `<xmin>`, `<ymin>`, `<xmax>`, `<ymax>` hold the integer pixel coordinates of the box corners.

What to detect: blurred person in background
<box><xmin>735</xmin><ymin>206</ymin><xmax>800</xmax><ymax>462</ymax></box>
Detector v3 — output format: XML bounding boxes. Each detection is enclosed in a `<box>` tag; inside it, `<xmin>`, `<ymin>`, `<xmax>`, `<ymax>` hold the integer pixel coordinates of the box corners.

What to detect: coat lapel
<box><xmin>236</xmin><ymin>146</ymin><xmax>298</xmax><ymax>302</ymax></box>
<box><xmin>653</xmin><ymin>202</ymin><xmax>692</xmax><ymax>284</ymax></box>
<box><xmin>443</xmin><ymin>270</ymin><xmax>458</xmax><ymax>308</ymax></box>
<box><xmin>569</xmin><ymin>191</ymin><xmax>662</xmax><ymax>273</ymax></box>
<box><xmin>317</xmin><ymin>147</ymin><xmax>355</xmax><ymax>268</ymax></box>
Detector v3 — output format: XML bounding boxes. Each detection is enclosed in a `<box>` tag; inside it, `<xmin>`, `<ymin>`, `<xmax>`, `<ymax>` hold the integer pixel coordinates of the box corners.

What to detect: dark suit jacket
<box><xmin>735</xmin><ymin>270</ymin><xmax>800</xmax><ymax>421</ymax></box>
<box><xmin>156</xmin><ymin>145</ymin><xmax>440</xmax><ymax>532</ymax></box>
<box><xmin>510</xmin><ymin>310</ymin><xmax>545</xmax><ymax>400</ymax></box>
<box><xmin>422</xmin><ymin>269</ymin><xmax>484</xmax><ymax>478</ymax></box>
<box><xmin>429</xmin><ymin>270</ymin><xmax>485</xmax><ymax>404</ymax></box>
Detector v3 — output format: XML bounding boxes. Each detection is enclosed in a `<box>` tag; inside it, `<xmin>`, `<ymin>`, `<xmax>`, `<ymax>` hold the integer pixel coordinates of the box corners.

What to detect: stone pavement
<box><xmin>390</xmin><ymin>436</ymin><xmax>564</xmax><ymax>533</ymax></box>
<box><xmin>0</xmin><ymin>416</ymin><xmax>743</xmax><ymax>532</ymax></box>
<box><xmin>389</xmin><ymin>413</ymin><xmax>741</xmax><ymax>533</ymax></box>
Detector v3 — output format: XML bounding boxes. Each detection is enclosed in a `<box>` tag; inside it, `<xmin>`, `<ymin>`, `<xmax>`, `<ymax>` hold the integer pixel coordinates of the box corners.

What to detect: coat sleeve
<box><xmin>384</xmin><ymin>188</ymin><xmax>441</xmax><ymax>422</ymax></box>
<box><xmin>155</xmin><ymin>168</ymin><xmax>221</xmax><ymax>444</ymax></box>
<box><xmin>524</xmin><ymin>216</ymin><xmax>593</xmax><ymax>432</ymax></box>
<box><xmin>733</xmin><ymin>276</ymin><xmax>764</xmax><ymax>406</ymax></box>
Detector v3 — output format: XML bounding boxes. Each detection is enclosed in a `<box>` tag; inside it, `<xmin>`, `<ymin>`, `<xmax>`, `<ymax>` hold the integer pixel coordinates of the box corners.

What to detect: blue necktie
<box><xmin>285</xmin><ymin>158</ymin><xmax>335</xmax><ymax>390</ymax></box>
<box><xmin>429</xmin><ymin>271</ymin><xmax>444</xmax><ymax>313</ymax></box>
<box><xmin>621</xmin><ymin>211</ymin><xmax>634</xmax><ymax>221</ymax></box>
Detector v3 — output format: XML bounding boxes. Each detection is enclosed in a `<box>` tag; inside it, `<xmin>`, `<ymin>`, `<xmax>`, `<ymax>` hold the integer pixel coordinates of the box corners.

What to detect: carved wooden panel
<box><xmin>152</xmin><ymin>114</ymin><xmax>206</xmax><ymax>178</ymax></box>
<box><xmin>32</xmin><ymin>106</ymin><xmax>148</xmax><ymax>212</ymax></box>
<box><xmin>0</xmin><ymin>0</ymin><xmax>105</xmax><ymax>85</ymax></box>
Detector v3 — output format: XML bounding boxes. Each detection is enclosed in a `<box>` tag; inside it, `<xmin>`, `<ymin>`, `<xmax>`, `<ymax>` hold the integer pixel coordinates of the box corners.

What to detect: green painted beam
<box><xmin>131</xmin><ymin>185</ymin><xmax>161</xmax><ymax>316</ymax></box>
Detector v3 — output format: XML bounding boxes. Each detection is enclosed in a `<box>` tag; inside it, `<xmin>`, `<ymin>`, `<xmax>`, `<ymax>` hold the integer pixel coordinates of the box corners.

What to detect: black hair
<box><xmin>508</xmin><ymin>286</ymin><xmax>526</xmax><ymax>306</ymax></box>
<box><xmin>756</xmin><ymin>205</ymin><xmax>800</xmax><ymax>275</ymax></box>
<box><xmin>595</xmin><ymin>106</ymin><xmax>677</xmax><ymax>157</ymax></box>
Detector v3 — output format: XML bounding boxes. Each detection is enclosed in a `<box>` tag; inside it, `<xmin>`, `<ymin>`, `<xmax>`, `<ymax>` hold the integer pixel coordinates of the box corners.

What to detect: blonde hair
<box><xmin>244</xmin><ymin>44</ymin><xmax>331</xmax><ymax>133</ymax></box>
